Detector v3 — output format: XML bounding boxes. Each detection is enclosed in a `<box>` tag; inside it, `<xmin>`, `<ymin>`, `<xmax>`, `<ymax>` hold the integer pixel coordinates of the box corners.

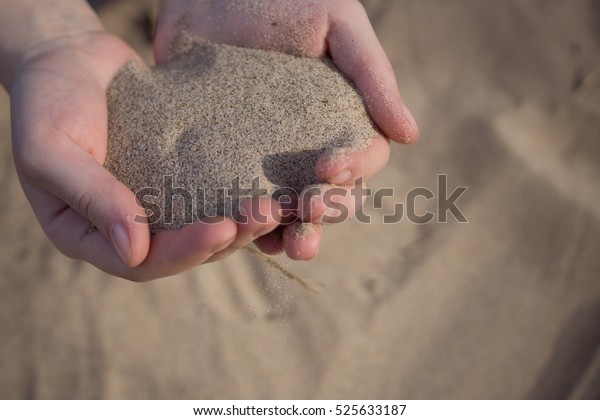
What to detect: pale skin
<box><xmin>0</xmin><ymin>0</ymin><xmax>418</xmax><ymax>281</ymax></box>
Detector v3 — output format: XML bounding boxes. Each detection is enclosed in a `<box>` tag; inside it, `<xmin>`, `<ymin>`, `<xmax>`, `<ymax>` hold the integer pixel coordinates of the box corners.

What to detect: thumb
<box><xmin>327</xmin><ymin>0</ymin><xmax>419</xmax><ymax>143</ymax></box>
<box><xmin>27</xmin><ymin>143</ymin><xmax>151</xmax><ymax>267</ymax></box>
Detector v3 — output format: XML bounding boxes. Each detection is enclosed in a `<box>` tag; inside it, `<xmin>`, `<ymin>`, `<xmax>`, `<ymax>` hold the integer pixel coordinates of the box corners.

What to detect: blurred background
<box><xmin>1</xmin><ymin>0</ymin><xmax>599</xmax><ymax>399</ymax></box>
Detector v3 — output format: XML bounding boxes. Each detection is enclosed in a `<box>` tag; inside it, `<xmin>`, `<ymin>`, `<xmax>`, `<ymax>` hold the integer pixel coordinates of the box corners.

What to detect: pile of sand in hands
<box><xmin>105</xmin><ymin>40</ymin><xmax>377</xmax><ymax>234</ymax></box>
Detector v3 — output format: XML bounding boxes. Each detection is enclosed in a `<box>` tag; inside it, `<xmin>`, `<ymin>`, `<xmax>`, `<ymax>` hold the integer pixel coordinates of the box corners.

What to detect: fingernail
<box><xmin>329</xmin><ymin>169</ymin><xmax>352</xmax><ymax>185</ymax></box>
<box><xmin>109</xmin><ymin>223</ymin><xmax>131</xmax><ymax>265</ymax></box>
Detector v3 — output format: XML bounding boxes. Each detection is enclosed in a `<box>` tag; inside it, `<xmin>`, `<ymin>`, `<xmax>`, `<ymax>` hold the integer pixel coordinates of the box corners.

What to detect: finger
<box><xmin>72</xmin><ymin>214</ymin><xmax>236</xmax><ymax>280</ymax></box>
<box><xmin>298</xmin><ymin>180</ymin><xmax>368</xmax><ymax>225</ymax></box>
<box><xmin>327</xmin><ymin>0</ymin><xmax>419</xmax><ymax>143</ymax></box>
<box><xmin>127</xmin><ymin>217</ymin><xmax>238</xmax><ymax>279</ymax></box>
<box><xmin>300</xmin><ymin>184</ymin><xmax>352</xmax><ymax>224</ymax></box>
<box><xmin>283</xmin><ymin>222</ymin><xmax>322</xmax><ymax>261</ymax></box>
<box><xmin>315</xmin><ymin>134</ymin><xmax>390</xmax><ymax>185</ymax></box>
<box><xmin>204</xmin><ymin>196</ymin><xmax>281</xmax><ymax>263</ymax></box>
<box><xmin>254</xmin><ymin>226</ymin><xmax>285</xmax><ymax>255</ymax></box>
<box><xmin>25</xmin><ymin>183</ymin><xmax>239</xmax><ymax>280</ymax></box>
<box><xmin>23</xmin><ymin>142</ymin><xmax>150</xmax><ymax>267</ymax></box>
<box><xmin>93</xmin><ymin>217</ymin><xmax>238</xmax><ymax>280</ymax></box>
<box><xmin>228</xmin><ymin>196</ymin><xmax>281</xmax><ymax>248</ymax></box>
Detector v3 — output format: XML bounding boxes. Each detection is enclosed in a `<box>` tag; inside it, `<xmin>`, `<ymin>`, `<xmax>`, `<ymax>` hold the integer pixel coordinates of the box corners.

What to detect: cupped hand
<box><xmin>10</xmin><ymin>31</ymin><xmax>280</xmax><ymax>281</ymax></box>
<box><xmin>154</xmin><ymin>0</ymin><xmax>419</xmax><ymax>260</ymax></box>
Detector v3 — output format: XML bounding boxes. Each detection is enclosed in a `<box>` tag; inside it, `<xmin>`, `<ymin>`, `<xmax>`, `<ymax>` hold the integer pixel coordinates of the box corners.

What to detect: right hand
<box><xmin>154</xmin><ymin>0</ymin><xmax>419</xmax><ymax>260</ymax></box>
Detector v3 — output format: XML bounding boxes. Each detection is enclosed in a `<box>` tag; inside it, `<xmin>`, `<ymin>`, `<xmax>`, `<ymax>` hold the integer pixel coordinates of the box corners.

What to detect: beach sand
<box><xmin>0</xmin><ymin>0</ymin><xmax>599</xmax><ymax>399</ymax></box>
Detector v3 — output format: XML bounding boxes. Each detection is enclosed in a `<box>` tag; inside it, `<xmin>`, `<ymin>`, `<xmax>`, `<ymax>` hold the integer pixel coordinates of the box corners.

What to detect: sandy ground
<box><xmin>1</xmin><ymin>0</ymin><xmax>599</xmax><ymax>399</ymax></box>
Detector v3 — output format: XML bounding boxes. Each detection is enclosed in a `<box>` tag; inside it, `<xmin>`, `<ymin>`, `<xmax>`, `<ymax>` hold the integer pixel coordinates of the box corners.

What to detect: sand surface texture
<box><xmin>106</xmin><ymin>41</ymin><xmax>374</xmax><ymax>233</ymax></box>
<box><xmin>1</xmin><ymin>0</ymin><xmax>599</xmax><ymax>399</ymax></box>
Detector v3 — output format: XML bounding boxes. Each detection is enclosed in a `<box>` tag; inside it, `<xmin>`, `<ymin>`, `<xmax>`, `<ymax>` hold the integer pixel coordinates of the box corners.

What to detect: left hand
<box><xmin>154</xmin><ymin>0</ymin><xmax>419</xmax><ymax>260</ymax></box>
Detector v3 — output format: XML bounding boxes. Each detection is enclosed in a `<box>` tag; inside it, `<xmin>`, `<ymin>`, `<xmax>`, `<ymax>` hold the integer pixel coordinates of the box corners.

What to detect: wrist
<box><xmin>0</xmin><ymin>0</ymin><xmax>103</xmax><ymax>88</ymax></box>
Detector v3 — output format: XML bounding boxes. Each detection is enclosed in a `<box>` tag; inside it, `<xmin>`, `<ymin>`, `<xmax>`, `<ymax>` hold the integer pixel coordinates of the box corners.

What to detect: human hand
<box><xmin>154</xmin><ymin>0</ymin><xmax>419</xmax><ymax>260</ymax></box>
<box><xmin>7</xmin><ymin>17</ymin><xmax>279</xmax><ymax>280</ymax></box>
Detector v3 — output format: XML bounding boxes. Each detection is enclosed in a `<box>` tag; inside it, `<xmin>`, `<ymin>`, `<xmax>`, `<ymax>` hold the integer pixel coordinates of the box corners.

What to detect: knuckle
<box><xmin>71</xmin><ymin>189</ymin><xmax>99</xmax><ymax>224</ymax></box>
